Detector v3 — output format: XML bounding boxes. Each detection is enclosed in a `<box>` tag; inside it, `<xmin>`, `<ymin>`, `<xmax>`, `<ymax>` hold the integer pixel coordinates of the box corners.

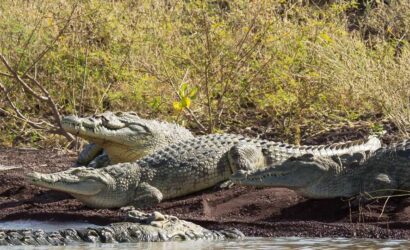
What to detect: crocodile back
<box><xmin>136</xmin><ymin>134</ymin><xmax>382</xmax><ymax>199</ymax></box>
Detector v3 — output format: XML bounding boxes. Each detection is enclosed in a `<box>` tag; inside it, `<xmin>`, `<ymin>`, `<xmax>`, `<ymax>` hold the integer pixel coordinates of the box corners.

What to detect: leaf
<box><xmin>46</xmin><ymin>17</ymin><xmax>54</xmax><ymax>26</ymax></box>
<box><xmin>319</xmin><ymin>33</ymin><xmax>333</xmax><ymax>44</ymax></box>
<box><xmin>181</xmin><ymin>96</ymin><xmax>191</xmax><ymax>108</ymax></box>
<box><xmin>188</xmin><ymin>86</ymin><xmax>198</xmax><ymax>99</ymax></box>
<box><xmin>179</xmin><ymin>82</ymin><xmax>188</xmax><ymax>97</ymax></box>
<box><xmin>149</xmin><ymin>96</ymin><xmax>162</xmax><ymax>110</ymax></box>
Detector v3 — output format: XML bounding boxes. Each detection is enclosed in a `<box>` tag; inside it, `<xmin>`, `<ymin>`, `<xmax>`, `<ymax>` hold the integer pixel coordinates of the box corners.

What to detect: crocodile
<box><xmin>230</xmin><ymin>139</ymin><xmax>410</xmax><ymax>199</ymax></box>
<box><xmin>26</xmin><ymin>134</ymin><xmax>381</xmax><ymax>208</ymax></box>
<box><xmin>0</xmin><ymin>209</ymin><xmax>243</xmax><ymax>246</ymax></box>
<box><xmin>62</xmin><ymin>111</ymin><xmax>194</xmax><ymax>167</ymax></box>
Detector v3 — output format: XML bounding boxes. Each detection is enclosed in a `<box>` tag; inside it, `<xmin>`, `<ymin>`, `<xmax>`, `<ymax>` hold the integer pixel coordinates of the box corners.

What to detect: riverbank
<box><xmin>0</xmin><ymin>145</ymin><xmax>409</xmax><ymax>239</ymax></box>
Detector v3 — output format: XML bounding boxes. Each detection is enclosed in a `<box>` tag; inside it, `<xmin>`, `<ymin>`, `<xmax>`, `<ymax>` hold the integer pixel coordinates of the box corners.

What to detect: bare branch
<box><xmin>0</xmin><ymin>71</ymin><xmax>14</xmax><ymax>78</ymax></box>
<box><xmin>25</xmin><ymin>74</ymin><xmax>75</xmax><ymax>141</ymax></box>
<box><xmin>0</xmin><ymin>71</ymin><xmax>74</xmax><ymax>141</ymax></box>
<box><xmin>0</xmin><ymin>3</ymin><xmax>80</xmax><ymax>145</ymax></box>
<box><xmin>97</xmin><ymin>45</ymin><xmax>131</xmax><ymax>113</ymax></box>
<box><xmin>25</xmin><ymin>74</ymin><xmax>50</xmax><ymax>96</ymax></box>
<box><xmin>0</xmin><ymin>53</ymin><xmax>48</xmax><ymax>101</ymax></box>
<box><xmin>80</xmin><ymin>45</ymin><xmax>89</xmax><ymax>114</ymax></box>
<box><xmin>0</xmin><ymin>82</ymin><xmax>50</xmax><ymax>129</ymax></box>
<box><xmin>178</xmin><ymin>69</ymin><xmax>208</xmax><ymax>133</ymax></box>
<box><xmin>137</xmin><ymin>59</ymin><xmax>207</xmax><ymax>132</ymax></box>
<box><xmin>0</xmin><ymin>14</ymin><xmax>77</xmax><ymax>142</ymax></box>
<box><xmin>17</xmin><ymin>15</ymin><xmax>45</xmax><ymax>69</ymax></box>
<box><xmin>202</xmin><ymin>11</ymin><xmax>213</xmax><ymax>133</ymax></box>
<box><xmin>21</xmin><ymin>4</ymin><xmax>78</xmax><ymax>78</ymax></box>
<box><xmin>162</xmin><ymin>63</ymin><xmax>208</xmax><ymax>133</ymax></box>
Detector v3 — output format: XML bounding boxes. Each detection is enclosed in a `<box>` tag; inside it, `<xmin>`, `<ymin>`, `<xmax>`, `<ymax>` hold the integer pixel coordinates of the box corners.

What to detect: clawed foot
<box><xmin>120</xmin><ymin>206</ymin><xmax>168</xmax><ymax>225</ymax></box>
<box><xmin>218</xmin><ymin>180</ymin><xmax>235</xmax><ymax>189</ymax></box>
<box><xmin>119</xmin><ymin>206</ymin><xmax>136</xmax><ymax>213</ymax></box>
<box><xmin>120</xmin><ymin>206</ymin><xmax>147</xmax><ymax>222</ymax></box>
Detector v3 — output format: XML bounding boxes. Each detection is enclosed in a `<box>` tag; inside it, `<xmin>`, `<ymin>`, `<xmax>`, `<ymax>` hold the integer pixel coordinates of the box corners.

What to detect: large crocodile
<box><xmin>0</xmin><ymin>209</ymin><xmax>243</xmax><ymax>246</ymax></box>
<box><xmin>26</xmin><ymin>134</ymin><xmax>381</xmax><ymax>208</ymax></box>
<box><xmin>62</xmin><ymin>111</ymin><xmax>194</xmax><ymax>167</ymax></box>
<box><xmin>231</xmin><ymin>140</ymin><xmax>410</xmax><ymax>199</ymax></box>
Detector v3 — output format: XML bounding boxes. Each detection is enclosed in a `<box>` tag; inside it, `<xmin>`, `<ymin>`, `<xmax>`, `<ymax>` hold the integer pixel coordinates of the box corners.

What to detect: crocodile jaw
<box><xmin>230</xmin><ymin>168</ymin><xmax>297</xmax><ymax>187</ymax></box>
<box><xmin>61</xmin><ymin>114</ymin><xmax>144</xmax><ymax>146</ymax></box>
<box><xmin>26</xmin><ymin>165</ymin><xmax>142</xmax><ymax>208</ymax></box>
<box><xmin>26</xmin><ymin>170</ymin><xmax>107</xmax><ymax>196</ymax></box>
<box><xmin>230</xmin><ymin>159</ymin><xmax>325</xmax><ymax>189</ymax></box>
<box><xmin>62</xmin><ymin>113</ymin><xmax>155</xmax><ymax>162</ymax></box>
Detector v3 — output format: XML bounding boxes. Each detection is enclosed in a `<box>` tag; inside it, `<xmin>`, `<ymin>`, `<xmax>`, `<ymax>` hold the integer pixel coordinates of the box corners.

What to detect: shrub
<box><xmin>0</xmin><ymin>0</ymin><xmax>408</xmax><ymax>147</ymax></box>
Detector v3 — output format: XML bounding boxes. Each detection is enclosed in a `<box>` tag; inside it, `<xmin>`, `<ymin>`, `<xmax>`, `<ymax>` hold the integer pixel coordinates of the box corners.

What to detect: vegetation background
<box><xmin>0</xmin><ymin>0</ymin><xmax>409</xmax><ymax>148</ymax></box>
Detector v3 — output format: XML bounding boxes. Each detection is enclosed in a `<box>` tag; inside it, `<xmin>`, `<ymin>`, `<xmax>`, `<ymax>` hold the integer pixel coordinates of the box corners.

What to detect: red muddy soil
<box><xmin>0</xmin><ymin>143</ymin><xmax>409</xmax><ymax>239</ymax></box>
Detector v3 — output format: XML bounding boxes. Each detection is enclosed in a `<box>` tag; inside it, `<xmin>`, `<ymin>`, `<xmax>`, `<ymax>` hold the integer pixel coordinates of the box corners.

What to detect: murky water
<box><xmin>0</xmin><ymin>220</ymin><xmax>95</xmax><ymax>231</ymax></box>
<box><xmin>0</xmin><ymin>220</ymin><xmax>409</xmax><ymax>249</ymax></box>
<box><xmin>1</xmin><ymin>237</ymin><xmax>408</xmax><ymax>250</ymax></box>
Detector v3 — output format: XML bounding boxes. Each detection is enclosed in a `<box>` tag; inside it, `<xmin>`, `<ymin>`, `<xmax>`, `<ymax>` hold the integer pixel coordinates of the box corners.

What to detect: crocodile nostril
<box><xmin>102</xmin><ymin>117</ymin><xmax>109</xmax><ymax>124</ymax></box>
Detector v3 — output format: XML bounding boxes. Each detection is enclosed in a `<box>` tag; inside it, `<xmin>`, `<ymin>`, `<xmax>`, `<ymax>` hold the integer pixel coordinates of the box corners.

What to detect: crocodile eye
<box><xmin>128</xmin><ymin>123</ymin><xmax>150</xmax><ymax>134</ymax></box>
<box><xmin>102</xmin><ymin>116</ymin><xmax>124</xmax><ymax>129</ymax></box>
<box><xmin>115</xmin><ymin>111</ymin><xmax>123</xmax><ymax>116</ymax></box>
<box><xmin>70</xmin><ymin>168</ymin><xmax>87</xmax><ymax>175</ymax></box>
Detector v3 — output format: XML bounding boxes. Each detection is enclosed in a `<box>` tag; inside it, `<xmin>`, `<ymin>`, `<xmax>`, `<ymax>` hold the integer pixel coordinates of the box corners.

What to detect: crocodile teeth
<box><xmin>245</xmin><ymin>171</ymin><xmax>288</xmax><ymax>181</ymax></box>
<box><xmin>264</xmin><ymin>172</ymin><xmax>287</xmax><ymax>177</ymax></box>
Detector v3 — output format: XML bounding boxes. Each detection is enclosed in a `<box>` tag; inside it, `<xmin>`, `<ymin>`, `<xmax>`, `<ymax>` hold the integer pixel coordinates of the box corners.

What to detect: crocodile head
<box><xmin>230</xmin><ymin>154</ymin><xmax>330</xmax><ymax>190</ymax></box>
<box><xmin>26</xmin><ymin>164</ymin><xmax>140</xmax><ymax>208</ymax></box>
<box><xmin>62</xmin><ymin>111</ymin><xmax>193</xmax><ymax>163</ymax></box>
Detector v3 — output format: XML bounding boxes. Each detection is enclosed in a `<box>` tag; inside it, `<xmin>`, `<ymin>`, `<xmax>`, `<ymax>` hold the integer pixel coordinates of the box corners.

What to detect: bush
<box><xmin>0</xmin><ymin>0</ymin><xmax>408</xmax><ymax>147</ymax></box>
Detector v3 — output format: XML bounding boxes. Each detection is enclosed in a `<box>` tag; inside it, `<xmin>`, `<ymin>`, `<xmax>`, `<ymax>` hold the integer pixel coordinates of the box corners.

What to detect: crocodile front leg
<box><xmin>77</xmin><ymin>143</ymin><xmax>104</xmax><ymax>166</ymax></box>
<box><xmin>132</xmin><ymin>182</ymin><xmax>164</xmax><ymax>208</ymax></box>
<box><xmin>88</xmin><ymin>152</ymin><xmax>111</xmax><ymax>168</ymax></box>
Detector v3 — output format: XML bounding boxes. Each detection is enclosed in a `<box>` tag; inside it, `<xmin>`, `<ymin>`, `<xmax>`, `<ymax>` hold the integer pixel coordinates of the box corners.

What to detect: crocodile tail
<box><xmin>383</xmin><ymin>139</ymin><xmax>410</xmax><ymax>157</ymax></box>
<box><xmin>313</xmin><ymin>136</ymin><xmax>382</xmax><ymax>157</ymax></box>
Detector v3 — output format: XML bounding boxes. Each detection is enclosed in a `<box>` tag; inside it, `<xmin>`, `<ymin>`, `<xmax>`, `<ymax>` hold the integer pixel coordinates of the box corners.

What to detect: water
<box><xmin>0</xmin><ymin>221</ymin><xmax>409</xmax><ymax>249</ymax></box>
<box><xmin>2</xmin><ymin>237</ymin><xmax>408</xmax><ymax>250</ymax></box>
<box><xmin>0</xmin><ymin>220</ymin><xmax>98</xmax><ymax>231</ymax></box>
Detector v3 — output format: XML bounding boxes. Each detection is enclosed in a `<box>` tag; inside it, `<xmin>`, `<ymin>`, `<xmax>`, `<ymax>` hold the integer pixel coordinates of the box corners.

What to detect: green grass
<box><xmin>0</xmin><ymin>0</ymin><xmax>409</xmax><ymax>147</ymax></box>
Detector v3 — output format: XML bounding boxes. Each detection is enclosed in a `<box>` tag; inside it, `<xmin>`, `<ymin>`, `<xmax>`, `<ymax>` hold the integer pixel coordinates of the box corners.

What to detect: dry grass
<box><xmin>0</xmin><ymin>0</ymin><xmax>409</xmax><ymax>147</ymax></box>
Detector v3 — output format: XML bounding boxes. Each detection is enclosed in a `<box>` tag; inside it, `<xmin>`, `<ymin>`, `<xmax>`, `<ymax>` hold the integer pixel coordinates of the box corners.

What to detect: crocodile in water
<box><xmin>0</xmin><ymin>209</ymin><xmax>243</xmax><ymax>246</ymax></box>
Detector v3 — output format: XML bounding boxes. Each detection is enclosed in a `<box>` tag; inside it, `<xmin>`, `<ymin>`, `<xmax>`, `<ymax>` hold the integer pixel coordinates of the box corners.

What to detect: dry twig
<box><xmin>0</xmin><ymin>4</ymin><xmax>79</xmax><ymax>143</ymax></box>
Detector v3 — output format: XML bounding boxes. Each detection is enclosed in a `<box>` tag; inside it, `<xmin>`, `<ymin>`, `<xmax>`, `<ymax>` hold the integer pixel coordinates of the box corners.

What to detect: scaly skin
<box><xmin>0</xmin><ymin>209</ymin><xmax>243</xmax><ymax>246</ymax></box>
<box><xmin>26</xmin><ymin>134</ymin><xmax>381</xmax><ymax>208</ymax></box>
<box><xmin>62</xmin><ymin>111</ymin><xmax>194</xmax><ymax>166</ymax></box>
<box><xmin>231</xmin><ymin>140</ymin><xmax>410</xmax><ymax>199</ymax></box>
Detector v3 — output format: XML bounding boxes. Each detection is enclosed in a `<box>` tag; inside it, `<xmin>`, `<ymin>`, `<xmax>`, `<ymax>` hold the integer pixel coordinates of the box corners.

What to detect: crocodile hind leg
<box><xmin>131</xmin><ymin>182</ymin><xmax>164</xmax><ymax>208</ymax></box>
<box><xmin>361</xmin><ymin>173</ymin><xmax>397</xmax><ymax>199</ymax></box>
<box><xmin>343</xmin><ymin>173</ymin><xmax>397</xmax><ymax>209</ymax></box>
